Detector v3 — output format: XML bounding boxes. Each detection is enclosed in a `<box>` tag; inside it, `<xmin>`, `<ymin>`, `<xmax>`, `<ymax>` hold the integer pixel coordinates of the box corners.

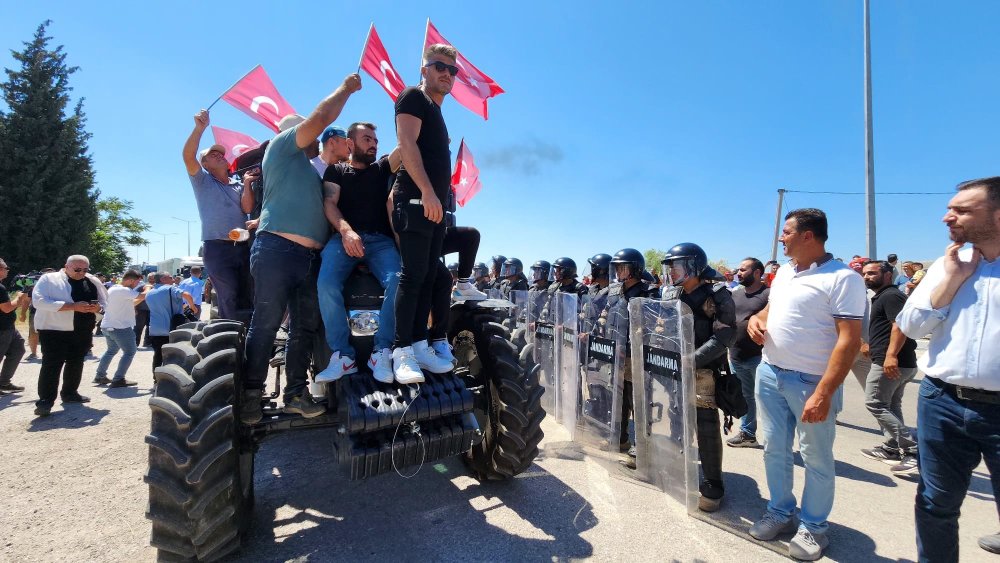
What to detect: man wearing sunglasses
<box><xmin>388</xmin><ymin>44</ymin><xmax>461</xmax><ymax>383</ymax></box>
<box><xmin>30</xmin><ymin>255</ymin><xmax>107</xmax><ymax>417</ymax></box>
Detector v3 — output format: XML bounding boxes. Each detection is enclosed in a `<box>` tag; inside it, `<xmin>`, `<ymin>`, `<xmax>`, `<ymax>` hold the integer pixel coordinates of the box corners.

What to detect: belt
<box><xmin>941</xmin><ymin>380</ymin><xmax>1000</xmax><ymax>405</ymax></box>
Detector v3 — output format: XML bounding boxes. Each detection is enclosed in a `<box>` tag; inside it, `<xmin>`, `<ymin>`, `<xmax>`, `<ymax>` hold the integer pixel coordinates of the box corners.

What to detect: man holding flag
<box><xmin>241</xmin><ymin>73</ymin><xmax>362</xmax><ymax>425</ymax></box>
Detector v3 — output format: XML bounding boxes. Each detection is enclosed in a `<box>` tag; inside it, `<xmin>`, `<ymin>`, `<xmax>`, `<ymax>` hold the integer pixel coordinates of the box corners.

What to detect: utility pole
<box><xmin>771</xmin><ymin>189</ymin><xmax>786</xmax><ymax>263</ymax></box>
<box><xmin>863</xmin><ymin>0</ymin><xmax>878</xmax><ymax>258</ymax></box>
<box><xmin>148</xmin><ymin>230</ymin><xmax>176</xmax><ymax>262</ymax></box>
<box><xmin>171</xmin><ymin>217</ymin><xmax>197</xmax><ymax>256</ymax></box>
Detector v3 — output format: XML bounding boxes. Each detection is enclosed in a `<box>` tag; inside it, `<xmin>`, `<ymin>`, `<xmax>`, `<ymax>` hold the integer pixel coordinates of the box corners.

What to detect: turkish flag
<box><xmin>211</xmin><ymin>126</ymin><xmax>261</xmax><ymax>171</ymax></box>
<box><xmin>425</xmin><ymin>21</ymin><xmax>505</xmax><ymax>120</ymax></box>
<box><xmin>220</xmin><ymin>65</ymin><xmax>297</xmax><ymax>132</ymax></box>
<box><xmin>450</xmin><ymin>139</ymin><xmax>483</xmax><ymax>207</ymax></box>
<box><xmin>360</xmin><ymin>24</ymin><xmax>406</xmax><ymax>101</ymax></box>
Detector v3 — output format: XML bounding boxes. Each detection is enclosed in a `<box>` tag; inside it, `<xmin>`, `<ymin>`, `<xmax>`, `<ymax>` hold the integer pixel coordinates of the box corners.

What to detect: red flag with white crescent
<box><xmin>220</xmin><ymin>65</ymin><xmax>297</xmax><ymax>132</ymax></box>
<box><xmin>211</xmin><ymin>126</ymin><xmax>261</xmax><ymax>170</ymax></box>
<box><xmin>360</xmin><ymin>24</ymin><xmax>406</xmax><ymax>101</ymax></box>
<box><xmin>425</xmin><ymin>21</ymin><xmax>504</xmax><ymax>120</ymax></box>
<box><xmin>450</xmin><ymin>139</ymin><xmax>483</xmax><ymax>207</ymax></box>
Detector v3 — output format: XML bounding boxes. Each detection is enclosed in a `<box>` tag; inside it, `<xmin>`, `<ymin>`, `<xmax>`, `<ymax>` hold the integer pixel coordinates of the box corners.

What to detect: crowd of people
<box><xmin>0</xmin><ymin>40</ymin><xmax>997</xmax><ymax>563</ymax></box>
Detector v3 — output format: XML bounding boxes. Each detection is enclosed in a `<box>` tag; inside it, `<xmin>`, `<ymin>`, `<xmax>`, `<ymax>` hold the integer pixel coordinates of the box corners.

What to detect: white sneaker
<box><xmin>453</xmin><ymin>281</ymin><xmax>488</xmax><ymax>301</ymax></box>
<box><xmin>788</xmin><ymin>527</ymin><xmax>829</xmax><ymax>561</ymax></box>
<box><xmin>430</xmin><ymin>339</ymin><xmax>457</xmax><ymax>367</ymax></box>
<box><xmin>392</xmin><ymin>346</ymin><xmax>425</xmax><ymax>384</ymax></box>
<box><xmin>315</xmin><ymin>352</ymin><xmax>358</xmax><ymax>383</ymax></box>
<box><xmin>309</xmin><ymin>380</ymin><xmax>328</xmax><ymax>401</ymax></box>
<box><xmin>413</xmin><ymin>340</ymin><xmax>454</xmax><ymax>373</ymax></box>
<box><xmin>367</xmin><ymin>348</ymin><xmax>394</xmax><ymax>383</ymax></box>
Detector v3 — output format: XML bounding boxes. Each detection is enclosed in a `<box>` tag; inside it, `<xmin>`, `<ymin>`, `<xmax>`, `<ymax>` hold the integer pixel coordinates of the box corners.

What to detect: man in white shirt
<box><xmin>94</xmin><ymin>270</ymin><xmax>145</xmax><ymax>388</ymax></box>
<box><xmin>746</xmin><ymin>209</ymin><xmax>866</xmax><ymax>561</ymax></box>
<box><xmin>897</xmin><ymin>177</ymin><xmax>1000</xmax><ymax>561</ymax></box>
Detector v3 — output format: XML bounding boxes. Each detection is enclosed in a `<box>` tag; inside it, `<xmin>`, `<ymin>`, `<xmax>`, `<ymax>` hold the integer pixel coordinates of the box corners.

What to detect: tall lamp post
<box><xmin>171</xmin><ymin>217</ymin><xmax>198</xmax><ymax>256</ymax></box>
<box><xmin>863</xmin><ymin>0</ymin><xmax>877</xmax><ymax>258</ymax></box>
<box><xmin>148</xmin><ymin>230</ymin><xmax>177</xmax><ymax>262</ymax></box>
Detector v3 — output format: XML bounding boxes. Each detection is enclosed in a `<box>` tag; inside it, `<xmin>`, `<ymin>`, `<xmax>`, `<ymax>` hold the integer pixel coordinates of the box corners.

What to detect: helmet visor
<box><xmin>530</xmin><ymin>266</ymin><xmax>548</xmax><ymax>282</ymax></box>
<box><xmin>662</xmin><ymin>258</ymin><xmax>694</xmax><ymax>286</ymax></box>
<box><xmin>613</xmin><ymin>263</ymin><xmax>634</xmax><ymax>283</ymax></box>
<box><xmin>499</xmin><ymin>263</ymin><xmax>515</xmax><ymax>277</ymax></box>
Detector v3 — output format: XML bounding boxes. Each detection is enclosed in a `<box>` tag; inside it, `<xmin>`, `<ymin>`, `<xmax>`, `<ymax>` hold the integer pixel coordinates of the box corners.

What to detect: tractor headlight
<box><xmin>349</xmin><ymin>310</ymin><xmax>380</xmax><ymax>336</ymax></box>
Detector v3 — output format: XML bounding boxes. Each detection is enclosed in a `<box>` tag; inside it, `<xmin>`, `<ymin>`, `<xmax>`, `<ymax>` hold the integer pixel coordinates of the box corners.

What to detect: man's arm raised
<box><xmin>183</xmin><ymin>110</ymin><xmax>210</xmax><ymax>176</ymax></box>
<box><xmin>296</xmin><ymin>74</ymin><xmax>362</xmax><ymax>150</ymax></box>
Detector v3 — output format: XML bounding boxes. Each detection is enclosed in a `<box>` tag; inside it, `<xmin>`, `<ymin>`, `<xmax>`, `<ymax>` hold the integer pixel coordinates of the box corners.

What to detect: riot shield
<box><xmin>553</xmin><ymin>292</ymin><xmax>580</xmax><ymax>438</ymax></box>
<box><xmin>529</xmin><ymin>290</ymin><xmax>558</xmax><ymax>422</ymax></box>
<box><xmin>487</xmin><ymin>288</ymin><xmax>504</xmax><ymax>300</ymax></box>
<box><xmin>505</xmin><ymin>290</ymin><xmax>529</xmax><ymax>351</ymax></box>
<box><xmin>629</xmin><ymin>297</ymin><xmax>698</xmax><ymax>512</ymax></box>
<box><xmin>574</xmin><ymin>293</ymin><xmax>626</xmax><ymax>464</ymax></box>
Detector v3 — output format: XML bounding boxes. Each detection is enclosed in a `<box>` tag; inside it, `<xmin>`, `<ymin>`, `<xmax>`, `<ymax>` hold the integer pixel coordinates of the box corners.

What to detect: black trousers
<box><xmin>134</xmin><ymin>308</ymin><xmax>150</xmax><ymax>346</ymax></box>
<box><xmin>620</xmin><ymin>380</ymin><xmax>634</xmax><ymax>445</ymax></box>
<box><xmin>441</xmin><ymin>226</ymin><xmax>480</xmax><ymax>279</ymax></box>
<box><xmin>696</xmin><ymin>406</ymin><xmax>724</xmax><ymax>489</ymax></box>
<box><xmin>393</xmin><ymin>222</ymin><xmax>445</xmax><ymax>348</ymax></box>
<box><xmin>429</xmin><ymin>226</ymin><xmax>482</xmax><ymax>341</ymax></box>
<box><xmin>36</xmin><ymin>330</ymin><xmax>91</xmax><ymax>407</ymax></box>
<box><xmin>150</xmin><ymin>335</ymin><xmax>170</xmax><ymax>373</ymax></box>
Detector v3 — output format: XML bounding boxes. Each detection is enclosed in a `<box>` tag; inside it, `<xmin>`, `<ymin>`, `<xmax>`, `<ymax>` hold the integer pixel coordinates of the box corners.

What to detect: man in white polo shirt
<box><xmin>94</xmin><ymin>269</ymin><xmax>145</xmax><ymax>388</ymax></box>
<box><xmin>897</xmin><ymin>177</ymin><xmax>1000</xmax><ymax>562</ymax></box>
<box><xmin>746</xmin><ymin>208</ymin><xmax>866</xmax><ymax>561</ymax></box>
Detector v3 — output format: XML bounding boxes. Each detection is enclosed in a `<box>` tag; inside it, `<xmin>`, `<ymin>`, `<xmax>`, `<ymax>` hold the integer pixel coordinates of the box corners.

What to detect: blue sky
<box><xmin>3</xmin><ymin>1</ymin><xmax>997</xmax><ymax>272</ymax></box>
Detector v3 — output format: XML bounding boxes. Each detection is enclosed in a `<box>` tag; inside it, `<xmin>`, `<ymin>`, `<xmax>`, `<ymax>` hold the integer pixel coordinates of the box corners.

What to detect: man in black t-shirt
<box><xmin>726</xmin><ymin>257</ymin><xmax>770</xmax><ymax>449</ymax></box>
<box><xmin>0</xmin><ymin>259</ymin><xmax>29</xmax><ymax>393</ymax></box>
<box><xmin>389</xmin><ymin>43</ymin><xmax>461</xmax><ymax>384</ymax></box>
<box><xmin>315</xmin><ymin>122</ymin><xmax>402</xmax><ymax>385</ymax></box>
<box><xmin>859</xmin><ymin>260</ymin><xmax>920</xmax><ymax>476</ymax></box>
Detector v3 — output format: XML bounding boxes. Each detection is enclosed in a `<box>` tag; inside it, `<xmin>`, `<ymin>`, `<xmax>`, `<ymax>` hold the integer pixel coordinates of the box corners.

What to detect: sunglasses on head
<box><xmin>424</xmin><ymin>60</ymin><xmax>459</xmax><ymax>77</ymax></box>
<box><xmin>72</xmin><ymin>267</ymin><xmax>89</xmax><ymax>273</ymax></box>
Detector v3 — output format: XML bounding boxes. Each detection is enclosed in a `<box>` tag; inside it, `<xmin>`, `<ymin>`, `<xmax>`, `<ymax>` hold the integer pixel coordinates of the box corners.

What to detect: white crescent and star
<box><xmin>249</xmin><ymin>95</ymin><xmax>280</xmax><ymax>119</ymax></box>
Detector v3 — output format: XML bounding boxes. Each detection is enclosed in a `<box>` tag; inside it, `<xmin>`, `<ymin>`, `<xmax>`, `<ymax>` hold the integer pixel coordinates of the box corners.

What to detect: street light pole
<box><xmin>771</xmin><ymin>189</ymin><xmax>786</xmax><ymax>263</ymax></box>
<box><xmin>171</xmin><ymin>217</ymin><xmax>198</xmax><ymax>256</ymax></box>
<box><xmin>148</xmin><ymin>230</ymin><xmax>177</xmax><ymax>262</ymax></box>
<box><xmin>863</xmin><ymin>0</ymin><xmax>878</xmax><ymax>259</ymax></box>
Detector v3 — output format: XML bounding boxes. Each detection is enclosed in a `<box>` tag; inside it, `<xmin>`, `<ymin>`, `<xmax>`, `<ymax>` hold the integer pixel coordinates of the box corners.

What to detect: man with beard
<box><xmin>726</xmin><ymin>257</ymin><xmax>769</xmax><ymax>448</ymax></box>
<box><xmin>858</xmin><ymin>260</ymin><xmax>918</xmax><ymax>476</ymax></box>
<box><xmin>898</xmin><ymin>177</ymin><xmax>1000</xmax><ymax>561</ymax></box>
<box><xmin>315</xmin><ymin>122</ymin><xmax>402</xmax><ymax>384</ymax></box>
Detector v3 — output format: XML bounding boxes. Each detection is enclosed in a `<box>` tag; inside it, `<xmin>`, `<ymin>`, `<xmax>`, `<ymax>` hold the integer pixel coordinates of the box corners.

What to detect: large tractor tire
<box><xmin>459</xmin><ymin>310</ymin><xmax>544</xmax><ymax>480</ymax></box>
<box><xmin>145</xmin><ymin>320</ymin><xmax>254</xmax><ymax>562</ymax></box>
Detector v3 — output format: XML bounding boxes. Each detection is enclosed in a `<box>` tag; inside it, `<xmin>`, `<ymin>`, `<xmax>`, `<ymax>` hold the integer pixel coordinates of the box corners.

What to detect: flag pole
<box><xmin>419</xmin><ymin>18</ymin><xmax>430</xmax><ymax>72</ymax></box>
<box><xmin>206</xmin><ymin>64</ymin><xmax>261</xmax><ymax>111</ymax></box>
<box><xmin>357</xmin><ymin>22</ymin><xmax>373</xmax><ymax>74</ymax></box>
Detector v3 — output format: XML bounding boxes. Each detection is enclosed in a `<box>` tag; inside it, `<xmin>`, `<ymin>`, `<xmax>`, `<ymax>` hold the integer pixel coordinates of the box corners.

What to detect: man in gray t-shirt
<box><xmin>182</xmin><ymin>109</ymin><xmax>253</xmax><ymax>322</ymax></box>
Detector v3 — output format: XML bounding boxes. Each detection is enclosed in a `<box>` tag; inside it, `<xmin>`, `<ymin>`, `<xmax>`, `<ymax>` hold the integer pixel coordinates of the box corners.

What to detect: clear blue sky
<box><xmin>4</xmin><ymin>1</ymin><xmax>997</xmax><ymax>271</ymax></box>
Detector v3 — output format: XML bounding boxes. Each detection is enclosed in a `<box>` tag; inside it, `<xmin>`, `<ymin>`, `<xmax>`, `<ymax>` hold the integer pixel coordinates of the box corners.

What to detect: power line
<box><xmin>784</xmin><ymin>190</ymin><xmax>951</xmax><ymax>195</ymax></box>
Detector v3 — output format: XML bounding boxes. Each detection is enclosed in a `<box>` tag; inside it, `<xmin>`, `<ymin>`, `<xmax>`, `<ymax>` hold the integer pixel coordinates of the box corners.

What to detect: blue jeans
<box><xmin>915</xmin><ymin>377</ymin><xmax>1000</xmax><ymax>563</ymax></box>
<box><xmin>756</xmin><ymin>362</ymin><xmax>843</xmax><ymax>534</ymax></box>
<box><xmin>730</xmin><ymin>354</ymin><xmax>762</xmax><ymax>436</ymax></box>
<box><xmin>244</xmin><ymin>232</ymin><xmax>322</xmax><ymax>400</ymax></box>
<box><xmin>96</xmin><ymin>328</ymin><xmax>138</xmax><ymax>381</ymax></box>
<box><xmin>317</xmin><ymin>232</ymin><xmax>400</xmax><ymax>356</ymax></box>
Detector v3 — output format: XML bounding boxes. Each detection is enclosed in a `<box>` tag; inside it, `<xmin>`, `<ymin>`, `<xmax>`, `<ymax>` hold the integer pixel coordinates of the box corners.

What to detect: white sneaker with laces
<box><xmin>392</xmin><ymin>346</ymin><xmax>425</xmax><ymax>384</ymax></box>
<box><xmin>788</xmin><ymin>527</ymin><xmax>829</xmax><ymax>561</ymax></box>
<box><xmin>367</xmin><ymin>348</ymin><xmax>394</xmax><ymax>383</ymax></box>
<box><xmin>430</xmin><ymin>339</ymin><xmax>457</xmax><ymax>367</ymax></box>
<box><xmin>413</xmin><ymin>340</ymin><xmax>454</xmax><ymax>373</ymax></box>
<box><xmin>315</xmin><ymin>352</ymin><xmax>358</xmax><ymax>383</ymax></box>
<box><xmin>749</xmin><ymin>511</ymin><xmax>799</xmax><ymax>541</ymax></box>
<box><xmin>453</xmin><ymin>281</ymin><xmax>488</xmax><ymax>301</ymax></box>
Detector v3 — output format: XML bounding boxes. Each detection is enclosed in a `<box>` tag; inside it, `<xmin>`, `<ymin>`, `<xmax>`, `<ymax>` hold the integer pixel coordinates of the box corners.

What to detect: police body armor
<box><xmin>501</xmin><ymin>274</ymin><xmax>529</xmax><ymax>299</ymax></box>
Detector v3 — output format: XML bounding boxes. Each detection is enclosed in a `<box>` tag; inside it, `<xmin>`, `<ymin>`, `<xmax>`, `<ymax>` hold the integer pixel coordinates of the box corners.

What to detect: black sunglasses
<box><xmin>424</xmin><ymin>61</ymin><xmax>459</xmax><ymax>77</ymax></box>
<box><xmin>72</xmin><ymin>267</ymin><xmax>89</xmax><ymax>273</ymax></box>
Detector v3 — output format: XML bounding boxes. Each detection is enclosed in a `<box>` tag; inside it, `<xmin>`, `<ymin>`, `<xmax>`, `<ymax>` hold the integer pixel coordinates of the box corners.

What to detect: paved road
<box><xmin>1</xmin><ymin>335</ymin><xmax>996</xmax><ymax>562</ymax></box>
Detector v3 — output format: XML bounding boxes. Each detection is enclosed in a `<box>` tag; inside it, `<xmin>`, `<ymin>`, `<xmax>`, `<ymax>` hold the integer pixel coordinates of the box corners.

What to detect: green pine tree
<box><xmin>0</xmin><ymin>20</ymin><xmax>98</xmax><ymax>275</ymax></box>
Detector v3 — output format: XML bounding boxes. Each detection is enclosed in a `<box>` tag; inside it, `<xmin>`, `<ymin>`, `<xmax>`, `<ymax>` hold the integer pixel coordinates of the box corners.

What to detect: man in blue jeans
<box><xmin>94</xmin><ymin>269</ymin><xmax>145</xmax><ymax>387</ymax></box>
<box><xmin>898</xmin><ymin>177</ymin><xmax>1000</xmax><ymax>562</ymax></box>
<box><xmin>315</xmin><ymin>122</ymin><xmax>402</xmax><ymax>384</ymax></box>
<box><xmin>241</xmin><ymin>73</ymin><xmax>363</xmax><ymax>425</ymax></box>
<box><xmin>746</xmin><ymin>209</ymin><xmax>865</xmax><ymax>561</ymax></box>
<box><xmin>726</xmin><ymin>257</ymin><xmax>769</xmax><ymax>448</ymax></box>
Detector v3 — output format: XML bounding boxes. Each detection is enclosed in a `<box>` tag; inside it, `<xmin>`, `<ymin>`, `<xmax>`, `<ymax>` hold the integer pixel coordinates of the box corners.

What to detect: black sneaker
<box><xmin>283</xmin><ymin>393</ymin><xmax>326</xmax><ymax>418</ymax></box>
<box><xmin>0</xmin><ymin>382</ymin><xmax>25</xmax><ymax>392</ymax></box>
<box><xmin>93</xmin><ymin>377</ymin><xmax>113</xmax><ymax>386</ymax></box>
<box><xmin>240</xmin><ymin>389</ymin><xmax>264</xmax><ymax>425</ymax></box>
<box><xmin>890</xmin><ymin>455</ymin><xmax>919</xmax><ymax>476</ymax></box>
<box><xmin>109</xmin><ymin>379</ymin><xmax>138</xmax><ymax>388</ymax></box>
<box><xmin>61</xmin><ymin>394</ymin><xmax>91</xmax><ymax>403</ymax></box>
<box><xmin>861</xmin><ymin>444</ymin><xmax>901</xmax><ymax>465</ymax></box>
<box><xmin>34</xmin><ymin>405</ymin><xmax>51</xmax><ymax>417</ymax></box>
<box><xmin>726</xmin><ymin>431</ymin><xmax>759</xmax><ymax>448</ymax></box>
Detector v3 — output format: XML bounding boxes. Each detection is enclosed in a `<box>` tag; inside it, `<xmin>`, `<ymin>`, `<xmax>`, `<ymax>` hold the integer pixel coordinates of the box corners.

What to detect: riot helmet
<box><xmin>472</xmin><ymin>262</ymin><xmax>489</xmax><ymax>280</ymax></box>
<box><xmin>490</xmin><ymin>255</ymin><xmax>507</xmax><ymax>277</ymax></box>
<box><xmin>499</xmin><ymin>257</ymin><xmax>523</xmax><ymax>278</ymax></box>
<box><xmin>529</xmin><ymin>260</ymin><xmax>551</xmax><ymax>283</ymax></box>
<box><xmin>447</xmin><ymin>262</ymin><xmax>459</xmax><ymax>276</ymax></box>
<box><xmin>587</xmin><ymin>253</ymin><xmax>612</xmax><ymax>280</ymax></box>
<box><xmin>551</xmin><ymin>257</ymin><xmax>577</xmax><ymax>282</ymax></box>
<box><xmin>661</xmin><ymin>242</ymin><xmax>715</xmax><ymax>286</ymax></box>
<box><xmin>610</xmin><ymin>248</ymin><xmax>645</xmax><ymax>283</ymax></box>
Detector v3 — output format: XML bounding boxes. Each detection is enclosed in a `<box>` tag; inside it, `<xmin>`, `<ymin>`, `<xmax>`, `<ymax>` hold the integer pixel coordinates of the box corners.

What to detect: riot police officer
<box><xmin>587</xmin><ymin>253</ymin><xmax>612</xmax><ymax>296</ymax></box>
<box><xmin>472</xmin><ymin>262</ymin><xmax>490</xmax><ymax>292</ymax></box>
<box><xmin>487</xmin><ymin>255</ymin><xmax>506</xmax><ymax>291</ymax></box>
<box><xmin>447</xmin><ymin>262</ymin><xmax>459</xmax><ymax>284</ymax></box>
<box><xmin>499</xmin><ymin>257</ymin><xmax>529</xmax><ymax>298</ymax></box>
<box><xmin>548</xmin><ymin>257</ymin><xmax>588</xmax><ymax>297</ymax></box>
<box><xmin>528</xmin><ymin>260</ymin><xmax>551</xmax><ymax>291</ymax></box>
<box><xmin>660</xmin><ymin>242</ymin><xmax>736</xmax><ymax>513</ymax></box>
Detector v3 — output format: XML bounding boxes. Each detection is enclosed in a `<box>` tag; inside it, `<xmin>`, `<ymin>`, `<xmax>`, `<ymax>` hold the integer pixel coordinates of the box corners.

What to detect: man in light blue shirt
<box><xmin>897</xmin><ymin>177</ymin><xmax>1000</xmax><ymax>562</ymax></box>
<box><xmin>177</xmin><ymin>266</ymin><xmax>205</xmax><ymax>309</ymax></box>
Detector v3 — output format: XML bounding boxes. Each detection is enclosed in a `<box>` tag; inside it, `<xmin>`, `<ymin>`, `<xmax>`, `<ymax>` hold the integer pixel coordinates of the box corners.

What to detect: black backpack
<box><xmin>714</xmin><ymin>362</ymin><xmax>748</xmax><ymax>434</ymax></box>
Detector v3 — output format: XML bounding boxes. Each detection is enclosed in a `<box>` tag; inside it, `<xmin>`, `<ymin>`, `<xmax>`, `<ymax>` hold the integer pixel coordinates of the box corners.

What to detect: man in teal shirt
<box><xmin>242</xmin><ymin>73</ymin><xmax>362</xmax><ymax>425</ymax></box>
